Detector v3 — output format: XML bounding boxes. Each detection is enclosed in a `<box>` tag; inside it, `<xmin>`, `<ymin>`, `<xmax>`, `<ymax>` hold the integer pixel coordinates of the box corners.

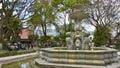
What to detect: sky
<box><xmin>82</xmin><ymin>24</ymin><xmax>95</xmax><ymax>32</ymax></box>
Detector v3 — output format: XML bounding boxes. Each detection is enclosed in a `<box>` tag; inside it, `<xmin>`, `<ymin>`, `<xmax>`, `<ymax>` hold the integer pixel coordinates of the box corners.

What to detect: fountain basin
<box><xmin>36</xmin><ymin>47</ymin><xmax>118</xmax><ymax>68</ymax></box>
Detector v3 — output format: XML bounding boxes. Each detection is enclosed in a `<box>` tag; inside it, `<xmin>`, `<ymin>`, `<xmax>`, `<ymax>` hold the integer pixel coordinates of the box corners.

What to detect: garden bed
<box><xmin>0</xmin><ymin>49</ymin><xmax>38</xmax><ymax>57</ymax></box>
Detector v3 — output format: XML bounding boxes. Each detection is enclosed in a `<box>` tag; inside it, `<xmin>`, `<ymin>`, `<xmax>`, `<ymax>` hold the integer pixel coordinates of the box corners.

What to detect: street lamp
<box><xmin>0</xmin><ymin>3</ymin><xmax>2</xmax><ymax>43</ymax></box>
<box><xmin>0</xmin><ymin>3</ymin><xmax>2</xmax><ymax>20</ymax></box>
<box><xmin>0</xmin><ymin>3</ymin><xmax>2</xmax><ymax>9</ymax></box>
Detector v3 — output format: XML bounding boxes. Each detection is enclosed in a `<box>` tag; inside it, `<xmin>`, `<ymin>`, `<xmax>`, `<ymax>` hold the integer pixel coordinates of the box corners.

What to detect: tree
<box><xmin>85</xmin><ymin>0</ymin><xmax>120</xmax><ymax>46</ymax></box>
<box><xmin>28</xmin><ymin>0</ymin><xmax>56</xmax><ymax>40</ymax></box>
<box><xmin>0</xmin><ymin>0</ymin><xmax>33</xmax><ymax>42</ymax></box>
<box><xmin>93</xmin><ymin>25</ymin><xmax>111</xmax><ymax>46</ymax></box>
<box><xmin>56</xmin><ymin>23</ymin><xmax>75</xmax><ymax>46</ymax></box>
<box><xmin>111</xmin><ymin>22</ymin><xmax>120</xmax><ymax>44</ymax></box>
<box><xmin>28</xmin><ymin>34</ymin><xmax>39</xmax><ymax>42</ymax></box>
<box><xmin>86</xmin><ymin>0</ymin><xmax>120</xmax><ymax>27</ymax></box>
<box><xmin>52</xmin><ymin>0</ymin><xmax>89</xmax><ymax>46</ymax></box>
<box><xmin>53</xmin><ymin>0</ymin><xmax>89</xmax><ymax>31</ymax></box>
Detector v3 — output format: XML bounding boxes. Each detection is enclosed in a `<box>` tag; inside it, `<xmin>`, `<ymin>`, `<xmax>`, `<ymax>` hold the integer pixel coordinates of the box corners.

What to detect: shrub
<box><xmin>116</xmin><ymin>44</ymin><xmax>120</xmax><ymax>50</ymax></box>
<box><xmin>0</xmin><ymin>49</ymin><xmax>37</xmax><ymax>57</ymax></box>
<box><xmin>28</xmin><ymin>35</ymin><xmax>39</xmax><ymax>41</ymax></box>
<box><xmin>40</xmin><ymin>36</ymin><xmax>51</xmax><ymax>41</ymax></box>
<box><xmin>0</xmin><ymin>51</ymin><xmax>9</xmax><ymax>57</ymax></box>
<box><xmin>2</xmin><ymin>39</ymin><xmax>8</xmax><ymax>50</ymax></box>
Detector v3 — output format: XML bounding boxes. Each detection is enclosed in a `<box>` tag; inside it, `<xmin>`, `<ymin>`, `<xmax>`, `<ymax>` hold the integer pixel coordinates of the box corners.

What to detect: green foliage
<box><xmin>12</xmin><ymin>35</ymin><xmax>20</xmax><ymax>42</ymax></box>
<box><xmin>93</xmin><ymin>26</ymin><xmax>111</xmax><ymax>46</ymax></box>
<box><xmin>51</xmin><ymin>36</ymin><xmax>61</xmax><ymax>46</ymax></box>
<box><xmin>52</xmin><ymin>0</ymin><xmax>89</xmax><ymax>11</ymax></box>
<box><xmin>40</xmin><ymin>36</ymin><xmax>51</xmax><ymax>41</ymax></box>
<box><xmin>52</xmin><ymin>0</ymin><xmax>62</xmax><ymax>8</ymax></box>
<box><xmin>58</xmin><ymin>33</ymin><xmax>67</xmax><ymax>46</ymax></box>
<box><xmin>53</xmin><ymin>36</ymin><xmax>59</xmax><ymax>42</ymax></box>
<box><xmin>0</xmin><ymin>49</ymin><xmax>36</xmax><ymax>57</ymax></box>
<box><xmin>3</xmin><ymin>17</ymin><xmax>22</xmax><ymax>40</ymax></box>
<box><xmin>53</xmin><ymin>0</ymin><xmax>90</xmax><ymax>47</ymax></box>
<box><xmin>2</xmin><ymin>39</ymin><xmax>8</xmax><ymax>50</ymax></box>
<box><xmin>40</xmin><ymin>36</ymin><xmax>61</xmax><ymax>46</ymax></box>
<box><xmin>93</xmin><ymin>47</ymin><xmax>106</xmax><ymax>50</ymax></box>
<box><xmin>0</xmin><ymin>0</ymin><xmax>28</xmax><ymax>41</ymax></box>
<box><xmin>28</xmin><ymin>35</ymin><xmax>39</xmax><ymax>41</ymax></box>
<box><xmin>115</xmin><ymin>44</ymin><xmax>120</xmax><ymax>50</ymax></box>
<box><xmin>56</xmin><ymin>23</ymin><xmax>75</xmax><ymax>46</ymax></box>
<box><xmin>28</xmin><ymin>34</ymin><xmax>39</xmax><ymax>45</ymax></box>
<box><xmin>28</xmin><ymin>0</ymin><xmax>56</xmax><ymax>38</ymax></box>
<box><xmin>56</xmin><ymin>23</ymin><xmax>75</xmax><ymax>34</ymax></box>
<box><xmin>10</xmin><ymin>18</ymin><xmax>21</xmax><ymax>32</ymax></box>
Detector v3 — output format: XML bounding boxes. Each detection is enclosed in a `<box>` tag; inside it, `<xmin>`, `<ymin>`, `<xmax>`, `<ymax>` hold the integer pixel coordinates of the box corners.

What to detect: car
<box><xmin>109</xmin><ymin>45</ymin><xmax>116</xmax><ymax>48</ymax></box>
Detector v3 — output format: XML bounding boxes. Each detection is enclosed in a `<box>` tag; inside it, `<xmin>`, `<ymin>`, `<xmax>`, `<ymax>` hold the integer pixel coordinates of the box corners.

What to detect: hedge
<box><xmin>0</xmin><ymin>49</ymin><xmax>37</xmax><ymax>57</ymax></box>
<box><xmin>116</xmin><ymin>44</ymin><xmax>120</xmax><ymax>50</ymax></box>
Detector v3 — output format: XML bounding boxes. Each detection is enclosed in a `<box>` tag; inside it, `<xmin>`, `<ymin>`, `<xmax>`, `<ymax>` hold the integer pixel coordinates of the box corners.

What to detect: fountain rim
<box><xmin>41</xmin><ymin>47</ymin><xmax>118</xmax><ymax>53</ymax></box>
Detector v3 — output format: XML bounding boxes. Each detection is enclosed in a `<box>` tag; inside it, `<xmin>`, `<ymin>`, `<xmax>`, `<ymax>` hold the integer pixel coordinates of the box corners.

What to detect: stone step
<box><xmin>35</xmin><ymin>58</ymin><xmax>120</xmax><ymax>68</ymax></box>
<box><xmin>41</xmin><ymin>55</ymin><xmax>118</xmax><ymax>65</ymax></box>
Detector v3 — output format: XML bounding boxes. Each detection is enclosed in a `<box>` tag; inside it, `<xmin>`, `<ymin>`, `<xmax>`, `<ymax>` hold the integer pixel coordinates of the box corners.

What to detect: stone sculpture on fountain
<box><xmin>66</xmin><ymin>27</ymin><xmax>92</xmax><ymax>50</ymax></box>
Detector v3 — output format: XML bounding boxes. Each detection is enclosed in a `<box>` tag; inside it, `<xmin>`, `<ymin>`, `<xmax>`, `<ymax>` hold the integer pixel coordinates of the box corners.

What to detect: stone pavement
<box><xmin>0</xmin><ymin>52</ymin><xmax>38</xmax><ymax>68</ymax></box>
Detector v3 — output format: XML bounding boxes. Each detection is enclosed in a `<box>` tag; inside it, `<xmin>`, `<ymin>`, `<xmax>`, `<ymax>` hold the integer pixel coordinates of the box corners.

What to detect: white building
<box><xmin>35</xmin><ymin>27</ymin><xmax>59</xmax><ymax>37</ymax></box>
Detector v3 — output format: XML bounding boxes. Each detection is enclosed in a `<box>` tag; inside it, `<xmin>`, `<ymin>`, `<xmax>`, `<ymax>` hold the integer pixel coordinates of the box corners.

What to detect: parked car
<box><xmin>109</xmin><ymin>45</ymin><xmax>116</xmax><ymax>48</ymax></box>
<box><xmin>106</xmin><ymin>45</ymin><xmax>116</xmax><ymax>48</ymax></box>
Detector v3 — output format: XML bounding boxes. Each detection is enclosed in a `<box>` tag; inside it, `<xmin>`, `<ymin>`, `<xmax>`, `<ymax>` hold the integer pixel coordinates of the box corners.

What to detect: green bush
<box><xmin>0</xmin><ymin>49</ymin><xmax>37</xmax><ymax>57</ymax></box>
<box><xmin>116</xmin><ymin>44</ymin><xmax>120</xmax><ymax>50</ymax></box>
<box><xmin>93</xmin><ymin>47</ymin><xmax>106</xmax><ymax>50</ymax></box>
<box><xmin>0</xmin><ymin>51</ymin><xmax>9</xmax><ymax>57</ymax></box>
<box><xmin>40</xmin><ymin>36</ymin><xmax>51</xmax><ymax>41</ymax></box>
<box><xmin>28</xmin><ymin>35</ymin><xmax>39</xmax><ymax>41</ymax></box>
<box><xmin>93</xmin><ymin>26</ymin><xmax>111</xmax><ymax>46</ymax></box>
<box><xmin>2</xmin><ymin>39</ymin><xmax>8</xmax><ymax>50</ymax></box>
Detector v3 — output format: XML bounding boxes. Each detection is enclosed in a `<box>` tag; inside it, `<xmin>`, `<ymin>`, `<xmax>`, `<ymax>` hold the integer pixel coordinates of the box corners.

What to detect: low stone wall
<box><xmin>0</xmin><ymin>52</ymin><xmax>37</xmax><ymax>68</ymax></box>
<box><xmin>41</xmin><ymin>47</ymin><xmax>118</xmax><ymax>65</ymax></box>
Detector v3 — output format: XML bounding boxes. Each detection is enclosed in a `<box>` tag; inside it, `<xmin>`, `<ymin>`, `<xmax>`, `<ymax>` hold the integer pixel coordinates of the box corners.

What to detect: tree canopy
<box><xmin>28</xmin><ymin>0</ymin><xmax>56</xmax><ymax>41</ymax></box>
<box><xmin>0</xmin><ymin>0</ymin><xmax>120</xmax><ymax>46</ymax></box>
<box><xmin>0</xmin><ymin>0</ymin><xmax>33</xmax><ymax>42</ymax></box>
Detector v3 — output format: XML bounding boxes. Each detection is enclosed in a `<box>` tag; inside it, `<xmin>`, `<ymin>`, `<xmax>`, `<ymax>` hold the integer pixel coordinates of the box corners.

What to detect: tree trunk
<box><xmin>63</xmin><ymin>13</ymin><xmax>67</xmax><ymax>46</ymax></box>
<box><xmin>42</xmin><ymin>24</ymin><xmax>47</xmax><ymax>41</ymax></box>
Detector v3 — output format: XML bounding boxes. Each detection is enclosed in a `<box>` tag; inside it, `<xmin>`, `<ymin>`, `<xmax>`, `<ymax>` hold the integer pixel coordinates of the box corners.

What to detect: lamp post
<box><xmin>0</xmin><ymin>4</ymin><xmax>2</xmax><ymax>48</ymax></box>
<box><xmin>0</xmin><ymin>3</ymin><xmax>2</xmax><ymax>49</ymax></box>
<box><xmin>0</xmin><ymin>3</ymin><xmax>2</xmax><ymax>43</ymax></box>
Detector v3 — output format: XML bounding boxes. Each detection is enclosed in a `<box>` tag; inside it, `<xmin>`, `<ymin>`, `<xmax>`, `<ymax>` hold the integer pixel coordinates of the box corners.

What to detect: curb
<box><xmin>0</xmin><ymin>52</ymin><xmax>38</xmax><ymax>68</ymax></box>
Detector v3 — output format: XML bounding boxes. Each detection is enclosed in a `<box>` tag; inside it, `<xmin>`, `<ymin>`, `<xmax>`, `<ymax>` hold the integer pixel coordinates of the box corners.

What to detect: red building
<box><xmin>19</xmin><ymin>28</ymin><xmax>34</xmax><ymax>49</ymax></box>
<box><xmin>19</xmin><ymin>28</ymin><xmax>29</xmax><ymax>39</ymax></box>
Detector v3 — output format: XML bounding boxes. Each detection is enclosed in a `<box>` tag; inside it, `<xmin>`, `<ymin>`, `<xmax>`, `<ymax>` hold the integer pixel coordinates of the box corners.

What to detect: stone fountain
<box><xmin>66</xmin><ymin>28</ymin><xmax>91</xmax><ymax>50</ymax></box>
<box><xmin>35</xmin><ymin>27</ymin><xmax>119</xmax><ymax>68</ymax></box>
<box><xmin>35</xmin><ymin>4</ymin><xmax>119</xmax><ymax>68</ymax></box>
